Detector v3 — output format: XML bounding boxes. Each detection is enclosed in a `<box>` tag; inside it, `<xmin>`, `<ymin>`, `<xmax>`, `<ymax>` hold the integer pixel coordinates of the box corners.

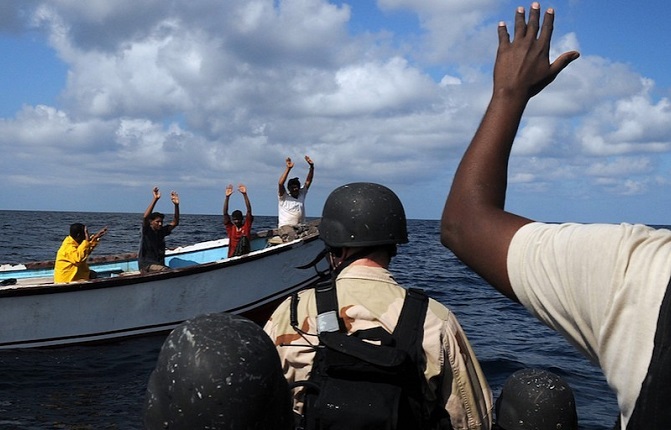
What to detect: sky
<box><xmin>1</xmin><ymin>0</ymin><xmax>670</xmax><ymax>224</ymax></box>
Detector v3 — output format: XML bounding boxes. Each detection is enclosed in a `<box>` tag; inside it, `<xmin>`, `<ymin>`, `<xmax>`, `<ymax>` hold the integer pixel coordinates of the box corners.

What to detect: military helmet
<box><xmin>144</xmin><ymin>313</ymin><xmax>293</xmax><ymax>429</ymax></box>
<box><xmin>495</xmin><ymin>368</ymin><xmax>578</xmax><ymax>430</ymax></box>
<box><xmin>320</xmin><ymin>182</ymin><xmax>408</xmax><ymax>248</ymax></box>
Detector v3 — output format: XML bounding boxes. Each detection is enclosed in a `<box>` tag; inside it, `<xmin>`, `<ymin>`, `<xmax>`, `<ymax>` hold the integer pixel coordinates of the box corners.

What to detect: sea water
<box><xmin>0</xmin><ymin>210</ymin><xmax>620</xmax><ymax>429</ymax></box>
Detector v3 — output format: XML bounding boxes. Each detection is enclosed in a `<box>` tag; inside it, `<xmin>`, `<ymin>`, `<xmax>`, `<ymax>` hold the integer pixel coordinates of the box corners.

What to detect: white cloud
<box><xmin>578</xmin><ymin>87</ymin><xmax>671</xmax><ymax>156</ymax></box>
<box><xmin>587</xmin><ymin>156</ymin><xmax>653</xmax><ymax>177</ymax></box>
<box><xmin>302</xmin><ymin>57</ymin><xmax>438</xmax><ymax>116</ymax></box>
<box><xmin>1</xmin><ymin>0</ymin><xmax>670</xmax><ymax>222</ymax></box>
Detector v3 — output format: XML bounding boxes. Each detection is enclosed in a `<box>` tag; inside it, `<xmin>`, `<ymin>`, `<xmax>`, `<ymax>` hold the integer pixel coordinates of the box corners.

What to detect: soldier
<box><xmin>264</xmin><ymin>182</ymin><xmax>493</xmax><ymax>429</ymax></box>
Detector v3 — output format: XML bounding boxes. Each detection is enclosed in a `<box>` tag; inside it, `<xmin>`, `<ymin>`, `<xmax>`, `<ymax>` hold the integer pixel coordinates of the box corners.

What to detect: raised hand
<box><xmin>494</xmin><ymin>3</ymin><xmax>579</xmax><ymax>100</ymax></box>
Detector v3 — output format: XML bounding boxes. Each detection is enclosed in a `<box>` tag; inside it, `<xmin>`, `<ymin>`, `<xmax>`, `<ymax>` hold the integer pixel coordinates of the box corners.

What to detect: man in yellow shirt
<box><xmin>54</xmin><ymin>223</ymin><xmax>108</xmax><ymax>283</ymax></box>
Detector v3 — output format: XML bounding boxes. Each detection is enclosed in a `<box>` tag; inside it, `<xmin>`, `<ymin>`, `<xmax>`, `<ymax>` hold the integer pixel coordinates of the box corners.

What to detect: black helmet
<box><xmin>320</xmin><ymin>182</ymin><xmax>408</xmax><ymax>248</ymax></box>
<box><xmin>144</xmin><ymin>312</ymin><xmax>293</xmax><ymax>429</ymax></box>
<box><xmin>495</xmin><ymin>368</ymin><xmax>578</xmax><ymax>430</ymax></box>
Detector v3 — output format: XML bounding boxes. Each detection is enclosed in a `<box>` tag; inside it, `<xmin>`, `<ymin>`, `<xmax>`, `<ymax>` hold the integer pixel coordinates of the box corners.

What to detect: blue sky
<box><xmin>1</xmin><ymin>0</ymin><xmax>670</xmax><ymax>224</ymax></box>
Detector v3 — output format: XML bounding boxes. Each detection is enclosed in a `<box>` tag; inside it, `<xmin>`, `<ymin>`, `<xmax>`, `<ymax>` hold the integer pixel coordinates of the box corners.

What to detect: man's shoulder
<box><xmin>425</xmin><ymin>296</ymin><xmax>451</xmax><ymax>321</ymax></box>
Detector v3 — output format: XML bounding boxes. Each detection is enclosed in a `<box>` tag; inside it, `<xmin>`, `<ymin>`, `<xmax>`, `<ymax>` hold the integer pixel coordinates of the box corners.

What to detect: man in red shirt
<box><xmin>223</xmin><ymin>183</ymin><xmax>254</xmax><ymax>258</ymax></box>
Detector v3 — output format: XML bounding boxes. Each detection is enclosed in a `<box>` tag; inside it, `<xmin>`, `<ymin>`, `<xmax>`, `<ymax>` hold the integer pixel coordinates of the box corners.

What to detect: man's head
<box><xmin>287</xmin><ymin>177</ymin><xmax>301</xmax><ymax>198</ymax></box>
<box><xmin>320</xmin><ymin>182</ymin><xmax>408</xmax><ymax>262</ymax></box>
<box><xmin>69</xmin><ymin>223</ymin><xmax>86</xmax><ymax>243</ymax></box>
<box><xmin>148</xmin><ymin>212</ymin><xmax>165</xmax><ymax>231</ymax></box>
<box><xmin>231</xmin><ymin>210</ymin><xmax>244</xmax><ymax>227</ymax></box>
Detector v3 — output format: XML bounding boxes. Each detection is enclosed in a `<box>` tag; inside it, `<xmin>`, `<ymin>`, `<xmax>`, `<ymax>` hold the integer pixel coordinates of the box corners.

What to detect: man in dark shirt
<box><xmin>138</xmin><ymin>187</ymin><xmax>180</xmax><ymax>273</ymax></box>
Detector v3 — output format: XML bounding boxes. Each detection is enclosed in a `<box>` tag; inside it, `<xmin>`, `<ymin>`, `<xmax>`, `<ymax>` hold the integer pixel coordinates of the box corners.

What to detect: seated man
<box><xmin>54</xmin><ymin>223</ymin><xmax>108</xmax><ymax>283</ymax></box>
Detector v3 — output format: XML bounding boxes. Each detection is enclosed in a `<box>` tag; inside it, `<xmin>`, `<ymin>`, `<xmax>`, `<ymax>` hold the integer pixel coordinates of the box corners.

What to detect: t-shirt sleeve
<box><xmin>507</xmin><ymin>222</ymin><xmax>671</xmax><ymax>364</ymax></box>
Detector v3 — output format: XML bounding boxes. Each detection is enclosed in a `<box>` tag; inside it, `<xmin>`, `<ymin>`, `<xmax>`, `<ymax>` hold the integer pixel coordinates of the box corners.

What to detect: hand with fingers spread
<box><xmin>494</xmin><ymin>2</ymin><xmax>579</xmax><ymax>101</ymax></box>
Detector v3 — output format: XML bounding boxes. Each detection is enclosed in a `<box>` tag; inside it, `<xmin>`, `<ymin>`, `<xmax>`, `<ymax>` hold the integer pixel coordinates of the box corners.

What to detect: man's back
<box><xmin>264</xmin><ymin>264</ymin><xmax>493</xmax><ymax>429</ymax></box>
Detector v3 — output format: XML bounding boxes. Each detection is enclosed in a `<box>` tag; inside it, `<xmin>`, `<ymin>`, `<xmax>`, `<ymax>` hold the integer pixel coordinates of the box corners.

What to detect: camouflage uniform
<box><xmin>264</xmin><ymin>264</ymin><xmax>493</xmax><ymax>430</ymax></box>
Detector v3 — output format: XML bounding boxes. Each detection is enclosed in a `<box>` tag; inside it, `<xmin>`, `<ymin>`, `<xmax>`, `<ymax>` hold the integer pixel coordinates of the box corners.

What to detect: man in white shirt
<box><xmin>440</xmin><ymin>3</ymin><xmax>671</xmax><ymax>428</ymax></box>
<box><xmin>277</xmin><ymin>155</ymin><xmax>314</xmax><ymax>240</ymax></box>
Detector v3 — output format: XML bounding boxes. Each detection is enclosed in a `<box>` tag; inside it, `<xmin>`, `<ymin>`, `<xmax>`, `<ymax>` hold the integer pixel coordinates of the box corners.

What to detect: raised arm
<box><xmin>440</xmin><ymin>3</ymin><xmax>579</xmax><ymax>300</ymax></box>
<box><xmin>239</xmin><ymin>184</ymin><xmax>252</xmax><ymax>217</ymax></box>
<box><xmin>223</xmin><ymin>184</ymin><xmax>233</xmax><ymax>225</ymax></box>
<box><xmin>304</xmin><ymin>155</ymin><xmax>314</xmax><ymax>189</ymax></box>
<box><xmin>168</xmin><ymin>191</ymin><xmax>180</xmax><ymax>230</ymax></box>
<box><xmin>88</xmin><ymin>226</ymin><xmax>109</xmax><ymax>244</ymax></box>
<box><xmin>278</xmin><ymin>157</ymin><xmax>294</xmax><ymax>197</ymax></box>
<box><xmin>143</xmin><ymin>187</ymin><xmax>161</xmax><ymax>225</ymax></box>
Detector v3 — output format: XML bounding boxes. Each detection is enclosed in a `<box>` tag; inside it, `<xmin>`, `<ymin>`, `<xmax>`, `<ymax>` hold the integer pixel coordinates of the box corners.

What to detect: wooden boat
<box><xmin>0</xmin><ymin>226</ymin><xmax>327</xmax><ymax>349</ymax></box>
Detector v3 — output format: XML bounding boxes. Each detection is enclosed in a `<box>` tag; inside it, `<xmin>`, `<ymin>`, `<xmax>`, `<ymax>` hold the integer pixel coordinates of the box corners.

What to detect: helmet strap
<box><xmin>329</xmin><ymin>248</ymin><xmax>371</xmax><ymax>276</ymax></box>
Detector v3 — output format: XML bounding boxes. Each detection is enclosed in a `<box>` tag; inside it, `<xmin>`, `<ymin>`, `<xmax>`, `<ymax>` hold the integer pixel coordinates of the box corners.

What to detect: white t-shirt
<box><xmin>507</xmin><ymin>222</ymin><xmax>671</xmax><ymax>426</ymax></box>
<box><xmin>278</xmin><ymin>188</ymin><xmax>308</xmax><ymax>228</ymax></box>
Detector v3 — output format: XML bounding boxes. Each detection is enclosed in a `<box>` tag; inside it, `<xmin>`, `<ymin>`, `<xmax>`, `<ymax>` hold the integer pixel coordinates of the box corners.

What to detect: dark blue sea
<box><xmin>0</xmin><ymin>210</ymin><xmax>620</xmax><ymax>429</ymax></box>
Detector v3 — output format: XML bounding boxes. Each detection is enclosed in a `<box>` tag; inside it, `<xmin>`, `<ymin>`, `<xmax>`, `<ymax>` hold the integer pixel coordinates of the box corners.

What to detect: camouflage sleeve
<box><xmin>263</xmin><ymin>292</ymin><xmax>319</xmax><ymax>413</ymax></box>
<box><xmin>425</xmin><ymin>300</ymin><xmax>494</xmax><ymax>430</ymax></box>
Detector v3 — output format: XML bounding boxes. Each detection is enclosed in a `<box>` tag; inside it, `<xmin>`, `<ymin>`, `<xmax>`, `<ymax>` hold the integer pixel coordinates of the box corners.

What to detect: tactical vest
<box><xmin>291</xmin><ymin>281</ymin><xmax>452</xmax><ymax>430</ymax></box>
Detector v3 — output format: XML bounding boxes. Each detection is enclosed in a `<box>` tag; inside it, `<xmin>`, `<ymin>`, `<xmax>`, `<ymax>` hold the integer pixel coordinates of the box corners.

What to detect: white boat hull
<box><xmin>0</xmin><ymin>234</ymin><xmax>326</xmax><ymax>349</ymax></box>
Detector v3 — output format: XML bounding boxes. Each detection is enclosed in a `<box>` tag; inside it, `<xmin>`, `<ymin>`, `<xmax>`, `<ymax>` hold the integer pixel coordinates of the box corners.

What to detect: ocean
<box><xmin>0</xmin><ymin>210</ymin><xmax>620</xmax><ymax>429</ymax></box>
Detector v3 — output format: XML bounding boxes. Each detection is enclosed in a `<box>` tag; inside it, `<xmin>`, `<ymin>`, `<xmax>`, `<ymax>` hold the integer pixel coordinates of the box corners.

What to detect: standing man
<box><xmin>54</xmin><ymin>223</ymin><xmax>108</xmax><ymax>283</ymax></box>
<box><xmin>265</xmin><ymin>182</ymin><xmax>492</xmax><ymax>429</ymax></box>
<box><xmin>278</xmin><ymin>155</ymin><xmax>314</xmax><ymax>240</ymax></box>
<box><xmin>223</xmin><ymin>183</ymin><xmax>254</xmax><ymax>258</ymax></box>
<box><xmin>441</xmin><ymin>3</ymin><xmax>671</xmax><ymax>428</ymax></box>
<box><xmin>138</xmin><ymin>187</ymin><xmax>180</xmax><ymax>273</ymax></box>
